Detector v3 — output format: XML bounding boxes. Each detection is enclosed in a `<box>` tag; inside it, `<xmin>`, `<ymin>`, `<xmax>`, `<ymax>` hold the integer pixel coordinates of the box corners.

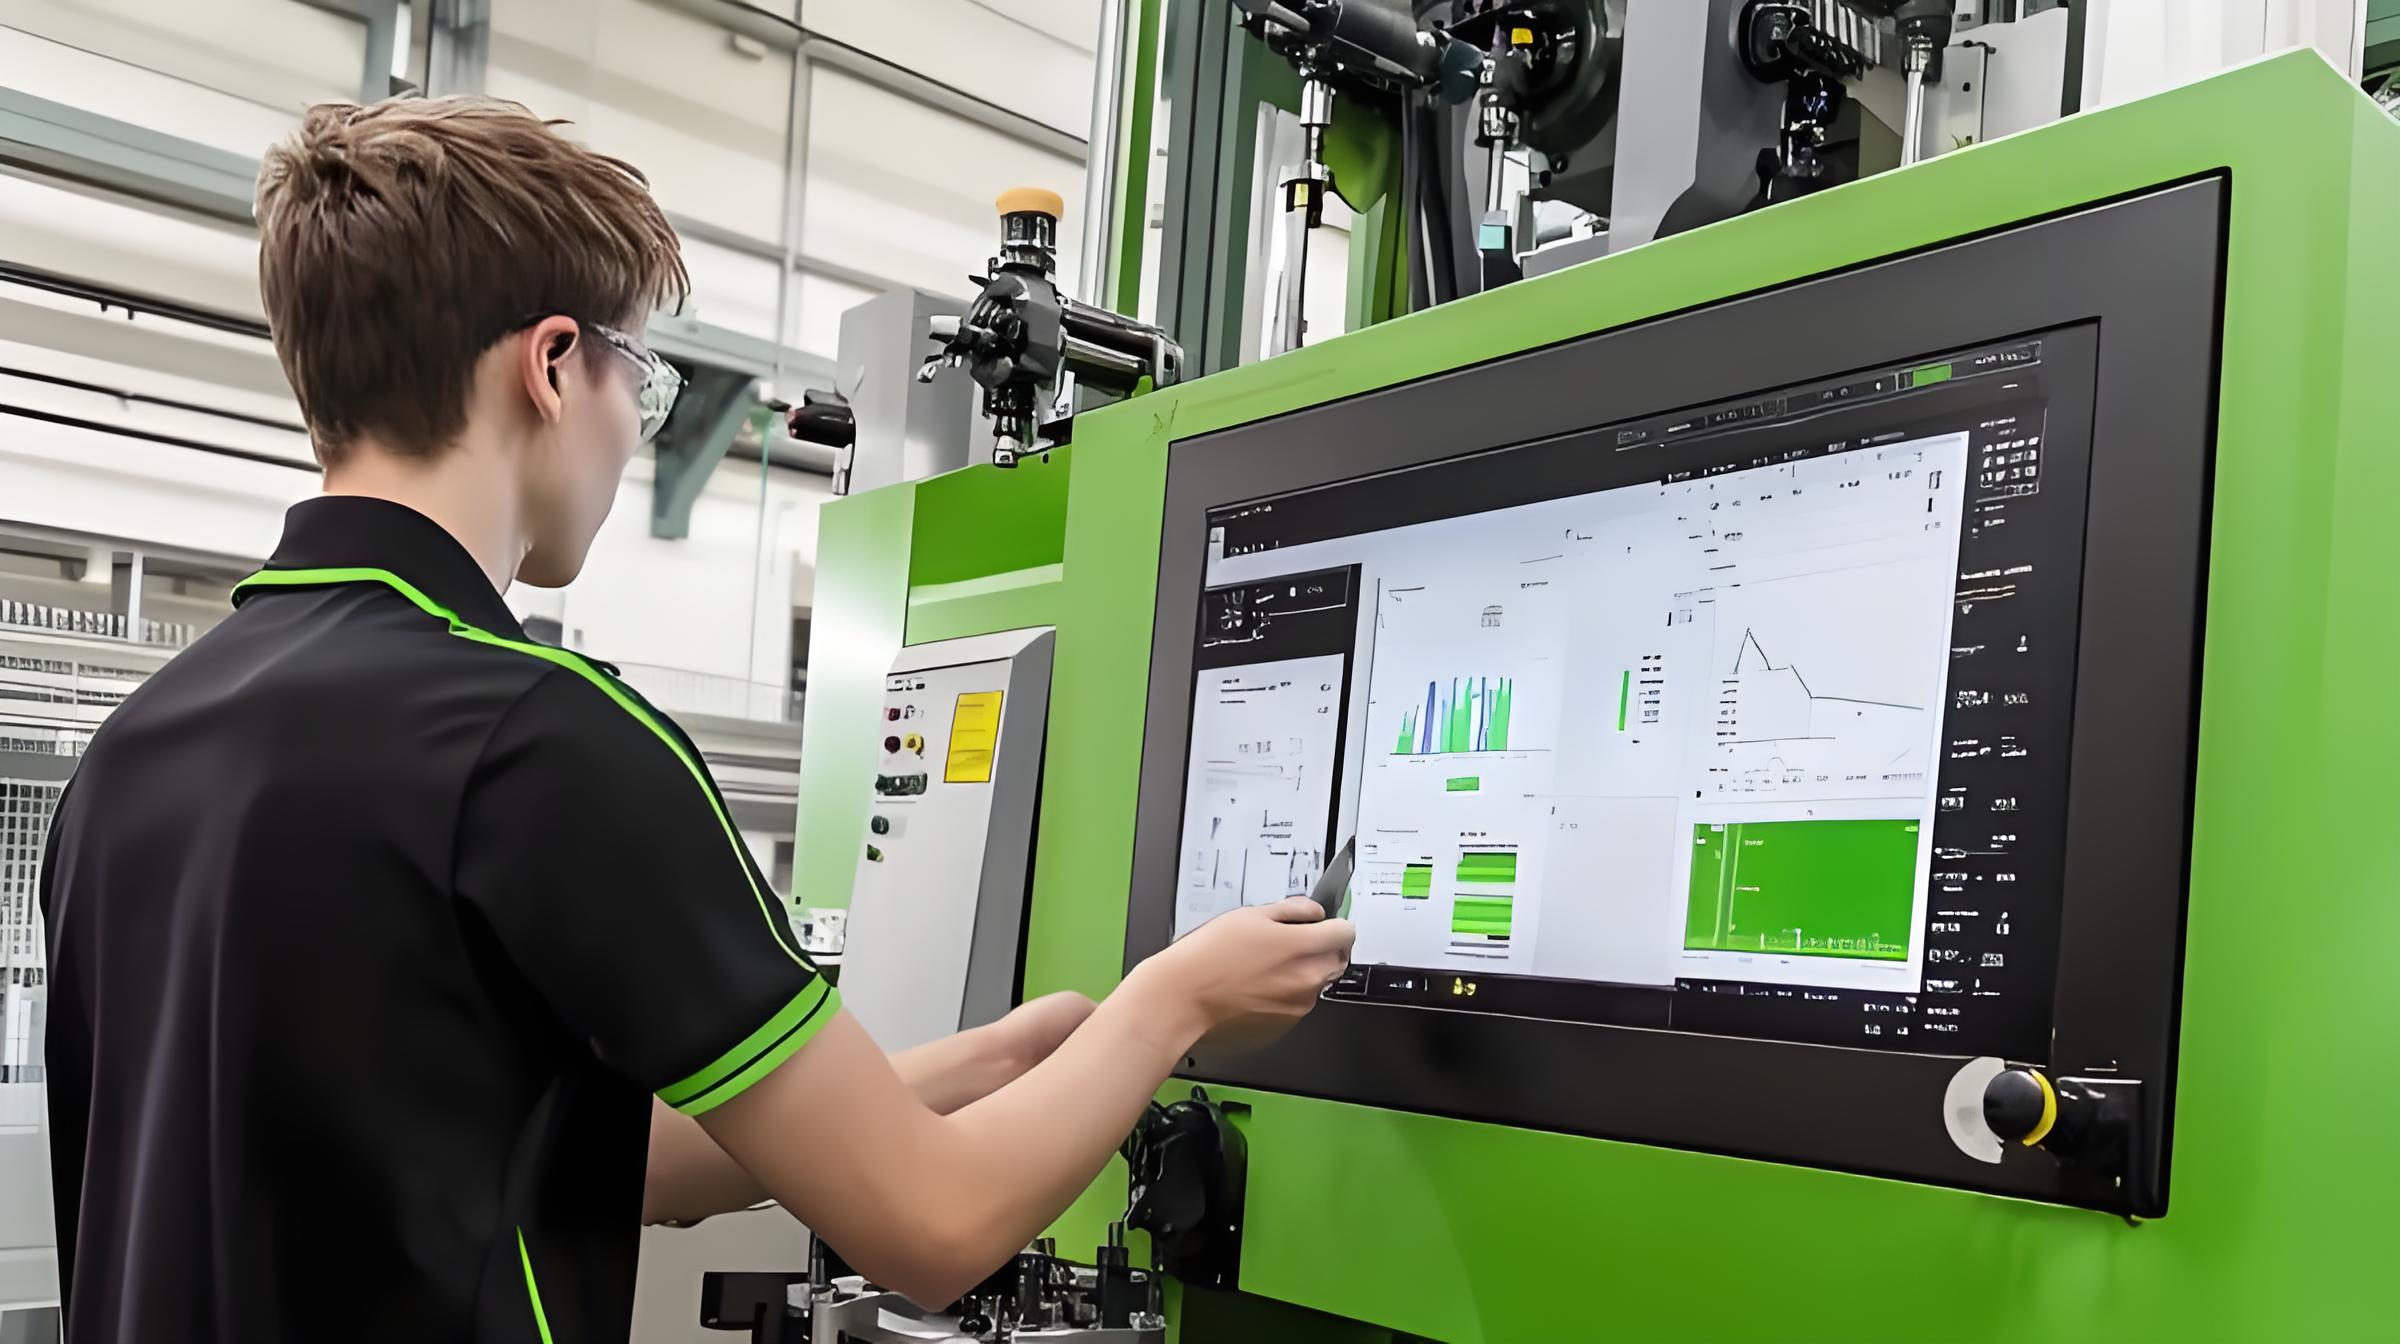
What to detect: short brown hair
<box><xmin>256</xmin><ymin>97</ymin><xmax>689</xmax><ymax>465</ymax></box>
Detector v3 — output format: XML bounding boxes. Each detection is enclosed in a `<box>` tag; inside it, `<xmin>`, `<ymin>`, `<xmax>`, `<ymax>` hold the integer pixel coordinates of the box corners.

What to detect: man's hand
<box><xmin>695</xmin><ymin>903</ymin><xmax>1353</xmax><ymax>1306</ymax></box>
<box><xmin>1139</xmin><ymin>898</ymin><xmax>1355</xmax><ymax>1054</ymax></box>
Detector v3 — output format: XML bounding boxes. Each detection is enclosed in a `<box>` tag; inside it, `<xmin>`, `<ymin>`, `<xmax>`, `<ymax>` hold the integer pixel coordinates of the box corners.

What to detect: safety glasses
<box><xmin>586</xmin><ymin>322</ymin><xmax>684</xmax><ymax>443</ymax></box>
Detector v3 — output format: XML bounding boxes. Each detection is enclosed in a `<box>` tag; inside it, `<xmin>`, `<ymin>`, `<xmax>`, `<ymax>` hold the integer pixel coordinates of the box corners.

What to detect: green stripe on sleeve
<box><xmin>233</xmin><ymin>567</ymin><xmax>808</xmax><ymax>969</ymax></box>
<box><xmin>516</xmin><ymin>1227</ymin><xmax>555</xmax><ymax>1344</ymax></box>
<box><xmin>659</xmin><ymin>979</ymin><xmax>841</xmax><ymax>1116</ymax></box>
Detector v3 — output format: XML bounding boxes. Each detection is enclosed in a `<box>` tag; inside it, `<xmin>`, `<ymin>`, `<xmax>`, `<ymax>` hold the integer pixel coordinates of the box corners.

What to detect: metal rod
<box><xmin>1901</xmin><ymin>64</ymin><xmax>1926</xmax><ymax>163</ymax></box>
<box><xmin>1900</xmin><ymin>38</ymin><xmax>1932</xmax><ymax>166</ymax></box>
<box><xmin>1270</xmin><ymin>75</ymin><xmax>1336</xmax><ymax>358</ymax></box>
<box><xmin>1077</xmin><ymin>0</ymin><xmax>1131</xmax><ymax>306</ymax></box>
<box><xmin>1484</xmin><ymin>141</ymin><xmax>1510</xmax><ymax>215</ymax></box>
<box><xmin>1270</xmin><ymin>201</ymin><xmax>1312</xmax><ymax>357</ymax></box>
<box><xmin>1061</xmin><ymin>333</ymin><xmax>1148</xmax><ymax>384</ymax></box>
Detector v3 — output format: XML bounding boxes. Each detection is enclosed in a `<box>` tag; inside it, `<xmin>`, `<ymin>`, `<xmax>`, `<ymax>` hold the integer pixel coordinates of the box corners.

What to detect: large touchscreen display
<box><xmin>1172</xmin><ymin>334</ymin><xmax>2080</xmax><ymax>1060</ymax></box>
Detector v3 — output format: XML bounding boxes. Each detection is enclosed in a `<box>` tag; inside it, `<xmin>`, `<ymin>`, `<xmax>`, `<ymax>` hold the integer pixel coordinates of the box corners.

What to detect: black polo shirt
<box><xmin>40</xmin><ymin>496</ymin><xmax>837</xmax><ymax>1344</ymax></box>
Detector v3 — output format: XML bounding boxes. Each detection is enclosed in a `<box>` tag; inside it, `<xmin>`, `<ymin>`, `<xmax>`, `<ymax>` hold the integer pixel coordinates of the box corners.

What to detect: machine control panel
<box><xmin>842</xmin><ymin>628</ymin><xmax>1054</xmax><ymax>1054</ymax></box>
<box><xmin>1127</xmin><ymin>181</ymin><xmax>2222</xmax><ymax>1219</ymax></box>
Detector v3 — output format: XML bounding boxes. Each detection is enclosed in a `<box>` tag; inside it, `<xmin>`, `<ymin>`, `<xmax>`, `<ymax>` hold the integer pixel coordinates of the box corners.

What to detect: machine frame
<box><xmin>794</xmin><ymin>55</ymin><xmax>2400</xmax><ymax>1341</ymax></box>
<box><xmin>1119</xmin><ymin>179</ymin><xmax>2225</xmax><ymax>1216</ymax></box>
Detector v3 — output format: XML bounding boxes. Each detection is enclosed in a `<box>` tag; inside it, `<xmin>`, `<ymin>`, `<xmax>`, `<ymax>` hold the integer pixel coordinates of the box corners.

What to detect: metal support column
<box><xmin>1157</xmin><ymin>3</ymin><xmax>1298</xmax><ymax>377</ymax></box>
<box><xmin>651</xmin><ymin>366</ymin><xmax>757</xmax><ymax>539</ymax></box>
<box><xmin>109</xmin><ymin>551</ymin><xmax>144</xmax><ymax>644</ymax></box>
<box><xmin>360</xmin><ymin>0</ymin><xmax>401</xmax><ymax>100</ymax></box>
<box><xmin>426</xmin><ymin>0</ymin><xmax>491</xmax><ymax>96</ymax></box>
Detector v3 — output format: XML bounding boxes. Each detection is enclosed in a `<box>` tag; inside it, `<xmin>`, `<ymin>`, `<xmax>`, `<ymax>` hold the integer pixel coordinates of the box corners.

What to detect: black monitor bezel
<box><xmin>1122</xmin><ymin>179</ymin><xmax>2225</xmax><ymax>1214</ymax></box>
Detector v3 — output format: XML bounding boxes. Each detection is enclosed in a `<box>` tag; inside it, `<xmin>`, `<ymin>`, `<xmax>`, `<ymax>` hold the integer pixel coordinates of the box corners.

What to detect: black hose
<box><xmin>1416</xmin><ymin>99</ymin><xmax>1463</xmax><ymax>305</ymax></box>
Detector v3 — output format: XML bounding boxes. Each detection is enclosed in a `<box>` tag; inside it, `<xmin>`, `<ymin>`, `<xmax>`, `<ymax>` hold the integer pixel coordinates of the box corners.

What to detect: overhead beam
<box><xmin>2</xmin><ymin>100</ymin><xmax>833</xmax><ymax>388</ymax></box>
<box><xmin>0</xmin><ymin>90</ymin><xmax>258</xmax><ymax>228</ymax></box>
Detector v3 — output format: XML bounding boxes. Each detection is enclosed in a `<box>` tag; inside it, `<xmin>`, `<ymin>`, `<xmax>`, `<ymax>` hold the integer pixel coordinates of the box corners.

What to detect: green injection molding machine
<box><xmin>793</xmin><ymin>53</ymin><xmax>2398</xmax><ymax>1342</ymax></box>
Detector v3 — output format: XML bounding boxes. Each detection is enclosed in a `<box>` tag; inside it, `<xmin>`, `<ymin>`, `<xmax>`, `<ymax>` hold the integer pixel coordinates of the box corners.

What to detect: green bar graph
<box><xmin>1392</xmin><ymin>676</ymin><xmax>1516</xmax><ymax>755</ymax></box>
<box><xmin>1445</xmin><ymin>777</ymin><xmax>1480</xmax><ymax>792</ymax></box>
<box><xmin>1683</xmin><ymin>819</ymin><xmax>1919</xmax><ymax>961</ymax></box>
<box><xmin>1617</xmin><ymin>670</ymin><xmax>1630</xmax><ymax>732</ymax></box>
<box><xmin>1400</xmin><ymin>863</ymin><xmax>1434</xmax><ymax>900</ymax></box>
<box><xmin>1451</xmin><ymin>896</ymin><xmax>1514</xmax><ymax>937</ymax></box>
<box><xmin>1455</xmin><ymin>851</ymin><xmax>1518</xmax><ymax>885</ymax></box>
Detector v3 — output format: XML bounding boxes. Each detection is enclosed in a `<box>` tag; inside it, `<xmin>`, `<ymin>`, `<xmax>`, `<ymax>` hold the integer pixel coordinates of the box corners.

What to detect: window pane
<box><xmin>802</xmin><ymin>67</ymin><xmax>1086</xmax><ymax>299</ymax></box>
<box><xmin>803</xmin><ymin>0</ymin><xmax>1101</xmax><ymax>136</ymax></box>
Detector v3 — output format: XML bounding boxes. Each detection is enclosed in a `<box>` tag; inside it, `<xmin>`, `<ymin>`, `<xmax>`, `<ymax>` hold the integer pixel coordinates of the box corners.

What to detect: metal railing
<box><xmin>0</xmin><ymin>653</ymin><xmax>144</xmax><ymax>710</ymax></box>
<box><xmin>2</xmin><ymin>598</ymin><xmax>806</xmax><ymax>727</ymax></box>
<box><xmin>0</xmin><ymin>599</ymin><xmax>197</xmax><ymax>649</ymax></box>
<box><xmin>611</xmin><ymin>659</ymin><xmax>805</xmax><ymax>726</ymax></box>
<box><xmin>2</xmin><ymin>777</ymin><xmax>59</xmax><ymax>1082</ymax></box>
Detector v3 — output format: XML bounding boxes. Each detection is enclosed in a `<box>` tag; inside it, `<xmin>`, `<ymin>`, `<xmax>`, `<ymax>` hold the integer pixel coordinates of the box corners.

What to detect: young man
<box><xmin>38</xmin><ymin>97</ymin><xmax>1353</xmax><ymax>1344</ymax></box>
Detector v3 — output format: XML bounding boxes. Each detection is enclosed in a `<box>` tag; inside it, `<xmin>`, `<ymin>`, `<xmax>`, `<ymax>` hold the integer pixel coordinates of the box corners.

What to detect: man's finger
<box><xmin>1264</xmin><ymin>896</ymin><xmax>1328</xmax><ymax>923</ymax></box>
<box><xmin>1308</xmin><ymin>917</ymin><xmax>1356</xmax><ymax>952</ymax></box>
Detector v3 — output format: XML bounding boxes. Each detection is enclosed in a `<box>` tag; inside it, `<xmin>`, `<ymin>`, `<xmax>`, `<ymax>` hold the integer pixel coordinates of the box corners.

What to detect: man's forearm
<box><xmin>645</xmin><ymin>1018</ymin><xmax>1027</xmax><ymax>1224</ymax></box>
<box><xmin>932</xmin><ymin>973</ymin><xmax>1199</xmax><ymax>1261</ymax></box>
<box><xmin>893</xmin><ymin>1018</ymin><xmax>1034</xmax><ymax>1116</ymax></box>
<box><xmin>698</xmin><ymin>970</ymin><xmax>1204</xmax><ymax>1306</ymax></box>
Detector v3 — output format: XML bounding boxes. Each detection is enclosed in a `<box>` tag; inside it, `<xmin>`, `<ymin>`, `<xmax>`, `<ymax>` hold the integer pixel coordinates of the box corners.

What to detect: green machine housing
<box><xmin>793</xmin><ymin>54</ymin><xmax>2399</xmax><ymax>1342</ymax></box>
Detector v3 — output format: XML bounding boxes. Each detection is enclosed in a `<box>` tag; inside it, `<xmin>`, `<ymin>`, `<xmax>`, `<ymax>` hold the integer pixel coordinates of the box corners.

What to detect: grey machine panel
<box><xmin>840</xmin><ymin>628</ymin><xmax>1055</xmax><ymax>1052</ymax></box>
<box><xmin>830</xmin><ymin>287</ymin><xmax>999</xmax><ymax>496</ymax></box>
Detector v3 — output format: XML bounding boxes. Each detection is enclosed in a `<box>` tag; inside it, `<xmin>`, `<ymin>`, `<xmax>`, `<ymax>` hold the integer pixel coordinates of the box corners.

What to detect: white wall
<box><xmin>0</xmin><ymin>409</ymin><xmax>313</xmax><ymax>559</ymax></box>
<box><xmin>510</xmin><ymin>455</ymin><xmax>832</xmax><ymax>689</ymax></box>
<box><xmin>800</xmin><ymin>65</ymin><xmax>1088</xmax><ymax>300</ymax></box>
<box><xmin>0</xmin><ymin>3</ymin><xmax>358</xmax><ymax>158</ymax></box>
<box><xmin>488</xmin><ymin>0</ymin><xmax>796</xmax><ymax>241</ymax></box>
<box><xmin>0</xmin><ymin>160</ymin><xmax>267</xmax><ymax>322</ymax></box>
<box><xmin>2082</xmin><ymin>0</ymin><xmax>2367</xmax><ymax>108</ymax></box>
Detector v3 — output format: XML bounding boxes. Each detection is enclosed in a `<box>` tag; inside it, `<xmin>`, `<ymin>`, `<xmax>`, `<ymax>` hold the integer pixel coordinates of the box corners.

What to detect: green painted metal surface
<box><xmin>790</xmin><ymin>484</ymin><xmax>915</xmax><ymax>915</ymax></box>
<box><xmin>1026</xmin><ymin>55</ymin><xmax>2400</xmax><ymax>1342</ymax></box>
<box><xmin>796</xmin><ymin>53</ymin><xmax>2400</xmax><ymax>1341</ymax></box>
<box><xmin>792</xmin><ymin>454</ymin><xmax>1070</xmax><ymax>912</ymax></box>
<box><xmin>906</xmin><ymin>565</ymin><xmax>1065</xmax><ymax>645</ymax></box>
<box><xmin>1113</xmin><ymin>0</ymin><xmax>1167</xmax><ymax>318</ymax></box>
<box><xmin>907</xmin><ymin>448</ymin><xmax>1073</xmax><ymax>588</ymax></box>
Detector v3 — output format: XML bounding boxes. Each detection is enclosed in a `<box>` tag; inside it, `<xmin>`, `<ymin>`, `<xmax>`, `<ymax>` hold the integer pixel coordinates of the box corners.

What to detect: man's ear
<box><xmin>517</xmin><ymin>315</ymin><xmax>581</xmax><ymax>426</ymax></box>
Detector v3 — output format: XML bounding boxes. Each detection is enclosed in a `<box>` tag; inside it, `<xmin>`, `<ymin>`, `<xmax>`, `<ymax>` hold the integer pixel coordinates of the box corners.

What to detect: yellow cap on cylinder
<box><xmin>996</xmin><ymin>186</ymin><xmax>1065</xmax><ymax>220</ymax></box>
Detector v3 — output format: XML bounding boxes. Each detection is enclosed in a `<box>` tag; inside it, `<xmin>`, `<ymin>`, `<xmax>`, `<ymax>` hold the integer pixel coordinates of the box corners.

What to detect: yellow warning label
<box><xmin>944</xmin><ymin>690</ymin><xmax>1003</xmax><ymax>784</ymax></box>
<box><xmin>1510</xmin><ymin>25</ymin><xmax>1533</xmax><ymax>45</ymax></box>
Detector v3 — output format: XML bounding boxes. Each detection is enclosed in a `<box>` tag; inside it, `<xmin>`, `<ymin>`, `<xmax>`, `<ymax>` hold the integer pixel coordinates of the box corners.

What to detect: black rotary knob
<box><xmin>1982</xmin><ymin>1067</ymin><xmax>2056</xmax><ymax>1146</ymax></box>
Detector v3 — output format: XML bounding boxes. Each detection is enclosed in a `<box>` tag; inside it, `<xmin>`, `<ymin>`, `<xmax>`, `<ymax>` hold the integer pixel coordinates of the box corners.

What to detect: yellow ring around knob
<box><xmin>2021</xmin><ymin>1071</ymin><xmax>2058</xmax><ymax>1147</ymax></box>
<box><xmin>996</xmin><ymin>186</ymin><xmax>1065</xmax><ymax>220</ymax></box>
